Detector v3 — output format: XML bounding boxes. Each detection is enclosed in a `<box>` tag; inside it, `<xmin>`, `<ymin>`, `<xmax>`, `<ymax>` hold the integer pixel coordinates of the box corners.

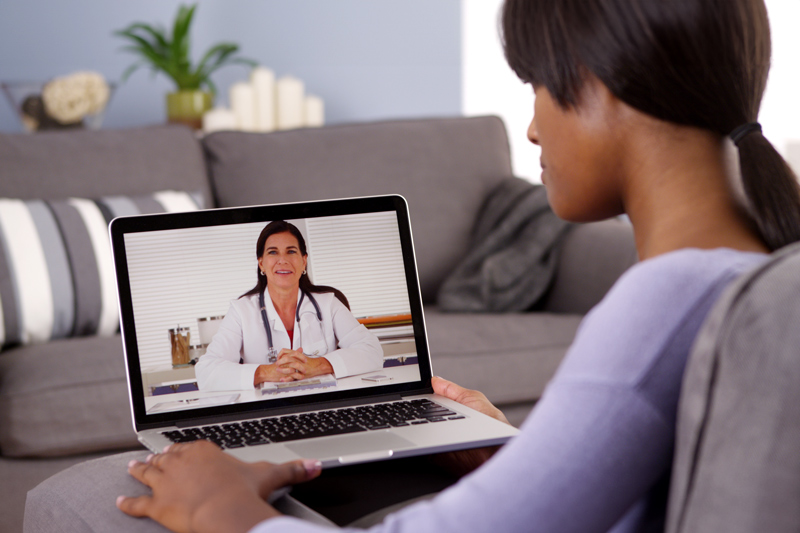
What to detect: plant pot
<box><xmin>166</xmin><ymin>90</ymin><xmax>212</xmax><ymax>129</ymax></box>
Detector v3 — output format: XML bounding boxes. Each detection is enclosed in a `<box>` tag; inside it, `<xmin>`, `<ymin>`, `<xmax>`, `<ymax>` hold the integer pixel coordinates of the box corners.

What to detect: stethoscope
<box><xmin>259</xmin><ymin>289</ymin><xmax>322</xmax><ymax>363</ymax></box>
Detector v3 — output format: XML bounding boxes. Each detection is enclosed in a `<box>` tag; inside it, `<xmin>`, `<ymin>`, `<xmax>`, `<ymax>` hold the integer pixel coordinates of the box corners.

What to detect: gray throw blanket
<box><xmin>437</xmin><ymin>177</ymin><xmax>573</xmax><ymax>312</ymax></box>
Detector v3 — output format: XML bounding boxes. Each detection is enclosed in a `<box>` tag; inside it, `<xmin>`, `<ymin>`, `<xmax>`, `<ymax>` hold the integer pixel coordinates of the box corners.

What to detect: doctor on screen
<box><xmin>195</xmin><ymin>220</ymin><xmax>383</xmax><ymax>391</ymax></box>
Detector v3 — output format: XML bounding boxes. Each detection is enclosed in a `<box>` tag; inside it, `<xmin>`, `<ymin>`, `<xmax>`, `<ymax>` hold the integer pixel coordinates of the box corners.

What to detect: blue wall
<box><xmin>0</xmin><ymin>1</ymin><xmax>461</xmax><ymax>133</ymax></box>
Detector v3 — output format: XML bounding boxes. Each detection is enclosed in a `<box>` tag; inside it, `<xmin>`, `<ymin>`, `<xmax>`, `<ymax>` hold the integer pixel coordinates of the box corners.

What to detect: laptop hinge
<box><xmin>175</xmin><ymin>393</ymin><xmax>405</xmax><ymax>428</ymax></box>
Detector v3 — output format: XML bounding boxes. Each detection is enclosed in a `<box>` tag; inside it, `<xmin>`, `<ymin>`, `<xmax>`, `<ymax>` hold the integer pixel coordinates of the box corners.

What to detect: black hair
<box><xmin>502</xmin><ymin>0</ymin><xmax>800</xmax><ymax>250</ymax></box>
<box><xmin>241</xmin><ymin>220</ymin><xmax>350</xmax><ymax>309</ymax></box>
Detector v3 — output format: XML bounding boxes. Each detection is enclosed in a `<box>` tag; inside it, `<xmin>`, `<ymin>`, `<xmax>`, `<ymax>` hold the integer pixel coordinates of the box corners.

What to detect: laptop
<box><xmin>110</xmin><ymin>194</ymin><xmax>518</xmax><ymax>468</ymax></box>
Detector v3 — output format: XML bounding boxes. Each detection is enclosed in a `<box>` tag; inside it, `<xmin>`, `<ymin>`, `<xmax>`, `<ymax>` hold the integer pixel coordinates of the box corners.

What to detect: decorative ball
<box><xmin>41</xmin><ymin>71</ymin><xmax>110</xmax><ymax>124</ymax></box>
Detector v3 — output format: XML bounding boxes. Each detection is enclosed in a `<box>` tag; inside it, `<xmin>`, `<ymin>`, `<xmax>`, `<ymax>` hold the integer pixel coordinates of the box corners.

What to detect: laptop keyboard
<box><xmin>161</xmin><ymin>398</ymin><xmax>465</xmax><ymax>449</ymax></box>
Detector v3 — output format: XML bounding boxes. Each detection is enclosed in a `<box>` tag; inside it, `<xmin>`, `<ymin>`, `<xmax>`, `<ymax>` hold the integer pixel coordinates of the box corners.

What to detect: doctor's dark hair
<box><xmin>241</xmin><ymin>220</ymin><xmax>350</xmax><ymax>309</ymax></box>
<box><xmin>502</xmin><ymin>0</ymin><xmax>800</xmax><ymax>250</ymax></box>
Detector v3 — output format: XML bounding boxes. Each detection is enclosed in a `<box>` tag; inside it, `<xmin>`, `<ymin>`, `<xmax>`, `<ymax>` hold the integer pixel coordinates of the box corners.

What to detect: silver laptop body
<box><xmin>110</xmin><ymin>195</ymin><xmax>518</xmax><ymax>468</ymax></box>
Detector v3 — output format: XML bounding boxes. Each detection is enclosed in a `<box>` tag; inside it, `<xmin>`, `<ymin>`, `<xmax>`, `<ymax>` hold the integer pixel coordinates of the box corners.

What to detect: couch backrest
<box><xmin>666</xmin><ymin>242</ymin><xmax>800</xmax><ymax>533</ymax></box>
<box><xmin>0</xmin><ymin>125</ymin><xmax>211</xmax><ymax>203</ymax></box>
<box><xmin>203</xmin><ymin>116</ymin><xmax>514</xmax><ymax>301</ymax></box>
<box><xmin>541</xmin><ymin>218</ymin><xmax>638</xmax><ymax>314</ymax></box>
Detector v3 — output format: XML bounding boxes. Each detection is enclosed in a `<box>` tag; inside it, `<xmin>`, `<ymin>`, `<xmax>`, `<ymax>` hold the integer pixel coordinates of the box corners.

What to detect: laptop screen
<box><xmin>110</xmin><ymin>196</ymin><xmax>432</xmax><ymax>429</ymax></box>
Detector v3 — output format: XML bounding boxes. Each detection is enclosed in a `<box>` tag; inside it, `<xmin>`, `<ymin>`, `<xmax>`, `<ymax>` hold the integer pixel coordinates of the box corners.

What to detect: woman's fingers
<box><xmin>128</xmin><ymin>459</ymin><xmax>163</xmax><ymax>485</ymax></box>
<box><xmin>431</xmin><ymin>376</ymin><xmax>470</xmax><ymax>402</ymax></box>
<box><xmin>276</xmin><ymin>353</ymin><xmax>307</xmax><ymax>375</ymax></box>
<box><xmin>277</xmin><ymin>349</ymin><xmax>308</xmax><ymax>363</ymax></box>
<box><xmin>263</xmin><ymin>459</ymin><xmax>322</xmax><ymax>492</ymax></box>
<box><xmin>431</xmin><ymin>376</ymin><xmax>510</xmax><ymax>425</ymax></box>
<box><xmin>119</xmin><ymin>440</ymin><xmax>275</xmax><ymax>532</ymax></box>
<box><xmin>279</xmin><ymin>362</ymin><xmax>305</xmax><ymax>375</ymax></box>
<box><xmin>116</xmin><ymin>494</ymin><xmax>154</xmax><ymax>518</ymax></box>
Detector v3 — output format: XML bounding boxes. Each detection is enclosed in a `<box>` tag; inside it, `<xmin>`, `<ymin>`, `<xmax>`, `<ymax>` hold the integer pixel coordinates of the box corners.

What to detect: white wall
<box><xmin>462</xmin><ymin>0</ymin><xmax>538</xmax><ymax>181</ymax></box>
<box><xmin>462</xmin><ymin>0</ymin><xmax>800</xmax><ymax>181</ymax></box>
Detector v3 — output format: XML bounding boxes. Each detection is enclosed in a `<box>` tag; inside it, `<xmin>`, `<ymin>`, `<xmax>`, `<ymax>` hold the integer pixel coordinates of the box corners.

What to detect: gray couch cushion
<box><xmin>0</xmin><ymin>335</ymin><xmax>138</xmax><ymax>457</ymax></box>
<box><xmin>0</xmin><ymin>125</ymin><xmax>211</xmax><ymax>203</ymax></box>
<box><xmin>666</xmin><ymin>243</ymin><xmax>800</xmax><ymax>533</ymax></box>
<box><xmin>203</xmin><ymin>116</ymin><xmax>514</xmax><ymax>301</ymax></box>
<box><xmin>424</xmin><ymin>307</ymin><xmax>583</xmax><ymax>405</ymax></box>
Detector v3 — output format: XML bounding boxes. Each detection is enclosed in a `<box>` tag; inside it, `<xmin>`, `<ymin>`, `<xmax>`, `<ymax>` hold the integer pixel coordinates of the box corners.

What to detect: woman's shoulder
<box><xmin>590</xmin><ymin>247</ymin><xmax>768</xmax><ymax>330</ymax></box>
<box><xmin>616</xmin><ymin>247</ymin><xmax>767</xmax><ymax>296</ymax></box>
<box><xmin>560</xmin><ymin>248</ymin><xmax>768</xmax><ymax>379</ymax></box>
<box><xmin>553</xmin><ymin>248</ymin><xmax>768</xmax><ymax>421</ymax></box>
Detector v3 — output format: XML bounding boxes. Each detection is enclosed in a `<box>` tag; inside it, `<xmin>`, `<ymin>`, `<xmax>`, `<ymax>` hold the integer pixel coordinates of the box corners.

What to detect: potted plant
<box><xmin>115</xmin><ymin>4</ymin><xmax>255</xmax><ymax>129</ymax></box>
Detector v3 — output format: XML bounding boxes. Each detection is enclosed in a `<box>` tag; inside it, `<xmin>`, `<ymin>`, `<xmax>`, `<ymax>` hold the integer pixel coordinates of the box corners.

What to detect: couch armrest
<box><xmin>540</xmin><ymin>218</ymin><xmax>637</xmax><ymax>315</ymax></box>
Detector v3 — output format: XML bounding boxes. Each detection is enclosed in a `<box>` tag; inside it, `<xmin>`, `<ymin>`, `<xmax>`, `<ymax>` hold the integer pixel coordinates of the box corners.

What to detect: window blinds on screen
<box><xmin>305</xmin><ymin>212</ymin><xmax>410</xmax><ymax>319</ymax></box>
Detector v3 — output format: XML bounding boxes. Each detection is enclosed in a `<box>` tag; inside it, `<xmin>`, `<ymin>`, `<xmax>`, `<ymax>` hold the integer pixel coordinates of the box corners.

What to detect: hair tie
<box><xmin>730</xmin><ymin>122</ymin><xmax>762</xmax><ymax>146</ymax></box>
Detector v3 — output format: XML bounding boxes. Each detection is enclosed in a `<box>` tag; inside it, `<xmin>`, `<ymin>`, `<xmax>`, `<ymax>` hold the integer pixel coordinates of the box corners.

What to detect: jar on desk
<box><xmin>169</xmin><ymin>327</ymin><xmax>191</xmax><ymax>367</ymax></box>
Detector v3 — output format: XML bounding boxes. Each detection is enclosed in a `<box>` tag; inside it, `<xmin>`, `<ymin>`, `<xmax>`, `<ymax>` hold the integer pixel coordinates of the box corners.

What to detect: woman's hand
<box><xmin>116</xmin><ymin>440</ymin><xmax>322</xmax><ymax>533</ymax></box>
<box><xmin>297</xmin><ymin>352</ymin><xmax>334</xmax><ymax>379</ymax></box>
<box><xmin>430</xmin><ymin>376</ymin><xmax>511</xmax><ymax>477</ymax></box>
<box><xmin>432</xmin><ymin>376</ymin><xmax>510</xmax><ymax>425</ymax></box>
<box><xmin>254</xmin><ymin>349</ymin><xmax>334</xmax><ymax>386</ymax></box>
<box><xmin>253</xmin><ymin>349</ymin><xmax>307</xmax><ymax>385</ymax></box>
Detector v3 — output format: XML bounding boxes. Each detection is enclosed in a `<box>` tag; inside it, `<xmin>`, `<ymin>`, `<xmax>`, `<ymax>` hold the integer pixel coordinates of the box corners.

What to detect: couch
<box><xmin>0</xmin><ymin>116</ymin><xmax>637</xmax><ymax>532</ymax></box>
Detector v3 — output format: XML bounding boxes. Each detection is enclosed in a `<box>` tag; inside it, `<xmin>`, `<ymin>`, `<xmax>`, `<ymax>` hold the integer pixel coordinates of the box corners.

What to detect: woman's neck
<box><xmin>620</xmin><ymin>120</ymin><xmax>768</xmax><ymax>260</ymax></box>
<box><xmin>267</xmin><ymin>285</ymin><xmax>299</xmax><ymax>330</ymax></box>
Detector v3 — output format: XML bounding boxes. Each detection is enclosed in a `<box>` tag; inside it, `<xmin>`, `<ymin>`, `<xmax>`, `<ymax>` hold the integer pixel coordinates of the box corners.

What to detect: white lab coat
<box><xmin>195</xmin><ymin>289</ymin><xmax>383</xmax><ymax>391</ymax></box>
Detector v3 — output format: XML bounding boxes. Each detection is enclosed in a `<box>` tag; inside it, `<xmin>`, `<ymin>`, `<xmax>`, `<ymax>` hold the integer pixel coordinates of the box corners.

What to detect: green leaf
<box><xmin>194</xmin><ymin>43</ymin><xmax>238</xmax><ymax>77</ymax></box>
<box><xmin>116</xmin><ymin>30</ymin><xmax>162</xmax><ymax>60</ymax></box>
<box><xmin>114</xmin><ymin>2</ymin><xmax>255</xmax><ymax>92</ymax></box>
<box><xmin>125</xmin><ymin>23</ymin><xmax>169</xmax><ymax>53</ymax></box>
<box><xmin>171</xmin><ymin>4</ymin><xmax>195</xmax><ymax>69</ymax></box>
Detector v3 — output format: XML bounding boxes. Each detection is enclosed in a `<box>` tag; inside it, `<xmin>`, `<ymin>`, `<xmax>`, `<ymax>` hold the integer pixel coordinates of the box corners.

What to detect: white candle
<box><xmin>276</xmin><ymin>76</ymin><xmax>305</xmax><ymax>130</ymax></box>
<box><xmin>304</xmin><ymin>95</ymin><xmax>325</xmax><ymax>128</ymax></box>
<box><xmin>251</xmin><ymin>66</ymin><xmax>275</xmax><ymax>132</ymax></box>
<box><xmin>202</xmin><ymin>107</ymin><xmax>237</xmax><ymax>133</ymax></box>
<box><xmin>230</xmin><ymin>82</ymin><xmax>256</xmax><ymax>131</ymax></box>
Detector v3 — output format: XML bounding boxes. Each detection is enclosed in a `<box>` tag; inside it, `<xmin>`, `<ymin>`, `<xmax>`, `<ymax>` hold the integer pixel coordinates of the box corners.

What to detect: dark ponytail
<box><xmin>502</xmin><ymin>0</ymin><xmax>800</xmax><ymax>250</ymax></box>
<box><xmin>241</xmin><ymin>220</ymin><xmax>350</xmax><ymax>309</ymax></box>
<box><xmin>735</xmin><ymin>128</ymin><xmax>800</xmax><ymax>250</ymax></box>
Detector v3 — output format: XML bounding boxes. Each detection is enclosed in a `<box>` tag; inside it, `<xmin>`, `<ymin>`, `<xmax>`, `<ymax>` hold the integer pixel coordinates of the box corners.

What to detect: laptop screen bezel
<box><xmin>110</xmin><ymin>195</ymin><xmax>434</xmax><ymax>431</ymax></box>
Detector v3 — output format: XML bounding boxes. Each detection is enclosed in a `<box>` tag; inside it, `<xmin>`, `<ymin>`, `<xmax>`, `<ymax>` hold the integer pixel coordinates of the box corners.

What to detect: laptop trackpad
<box><xmin>287</xmin><ymin>431</ymin><xmax>415</xmax><ymax>463</ymax></box>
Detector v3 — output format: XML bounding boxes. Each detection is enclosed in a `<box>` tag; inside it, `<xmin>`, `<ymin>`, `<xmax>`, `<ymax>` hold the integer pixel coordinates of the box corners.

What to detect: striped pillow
<box><xmin>0</xmin><ymin>190</ymin><xmax>203</xmax><ymax>349</ymax></box>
